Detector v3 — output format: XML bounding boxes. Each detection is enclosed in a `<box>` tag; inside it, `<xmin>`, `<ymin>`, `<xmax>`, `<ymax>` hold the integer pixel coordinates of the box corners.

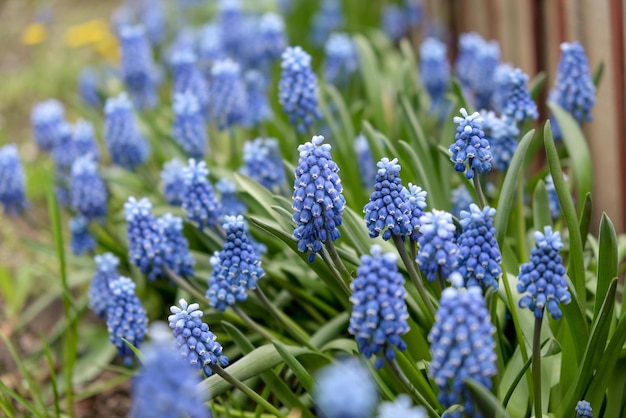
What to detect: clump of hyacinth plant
<box><xmin>0</xmin><ymin>144</ymin><xmax>28</xmax><ymax>214</ymax></box>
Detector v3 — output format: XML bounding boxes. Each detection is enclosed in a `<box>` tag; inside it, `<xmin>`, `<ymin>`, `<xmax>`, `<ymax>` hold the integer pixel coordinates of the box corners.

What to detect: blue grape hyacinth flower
<box><xmin>382</xmin><ymin>4</ymin><xmax>408</xmax><ymax>42</ymax></box>
<box><xmin>0</xmin><ymin>144</ymin><xmax>28</xmax><ymax>215</ymax></box>
<box><xmin>182</xmin><ymin>159</ymin><xmax>222</xmax><ymax>229</ymax></box>
<box><xmin>279</xmin><ymin>46</ymin><xmax>322</xmax><ymax>133</ymax></box>
<box><xmin>168</xmin><ymin>299</ymin><xmax>229</xmax><ymax>376</ymax></box>
<box><xmin>378</xmin><ymin>395</ymin><xmax>426</xmax><ymax>418</ymax></box>
<box><xmin>455</xmin><ymin>33</ymin><xmax>501</xmax><ymax>110</ymax></box>
<box><xmin>292</xmin><ymin>135</ymin><xmax>345</xmax><ymax>262</ymax></box>
<box><xmin>209</xmin><ymin>59</ymin><xmax>247</xmax><ymax>131</ymax></box>
<box><xmin>216</xmin><ymin>178</ymin><xmax>246</xmax><ymax>216</ymax></box>
<box><xmin>118</xmin><ymin>25</ymin><xmax>158</xmax><ymax>110</ymax></box>
<box><xmin>313</xmin><ymin>357</ymin><xmax>378</xmax><ymax>418</ymax></box>
<box><xmin>197</xmin><ymin>23</ymin><xmax>225</xmax><ymax>75</ymax></box>
<box><xmin>89</xmin><ymin>253</ymin><xmax>120</xmax><ymax>319</ymax></box>
<box><xmin>403</xmin><ymin>183</ymin><xmax>428</xmax><ymax>241</ymax></box>
<box><xmin>349</xmin><ymin>245</ymin><xmax>410</xmax><ymax>369</ymax></box>
<box><xmin>79</xmin><ymin>67</ymin><xmax>102</xmax><ymax>109</ymax></box>
<box><xmin>517</xmin><ymin>226</ymin><xmax>571</xmax><ymax>319</ymax></box>
<box><xmin>481</xmin><ymin>111</ymin><xmax>519</xmax><ymax>172</ymax></box>
<box><xmin>258</xmin><ymin>12</ymin><xmax>287</xmax><ymax>64</ymax></box>
<box><xmin>363</xmin><ymin>158</ymin><xmax>412</xmax><ymax>241</ymax></box>
<box><xmin>157</xmin><ymin>213</ymin><xmax>195</xmax><ymax>278</ymax></box>
<box><xmin>416</xmin><ymin>210</ymin><xmax>459</xmax><ymax>283</ymax></box>
<box><xmin>69</xmin><ymin>216</ymin><xmax>95</xmax><ymax>255</ymax></box>
<box><xmin>451</xmin><ymin>184</ymin><xmax>474</xmax><ymax>219</ymax></box>
<box><xmin>354</xmin><ymin>134</ymin><xmax>376</xmax><ymax>188</ymax></box>
<box><xmin>130</xmin><ymin>329</ymin><xmax>211</xmax><ymax>418</ymax></box>
<box><xmin>545</xmin><ymin>173</ymin><xmax>567</xmax><ymax>219</ymax></box>
<box><xmin>106</xmin><ymin>276</ymin><xmax>148</xmax><ymax>363</ymax></box>
<box><xmin>499</xmin><ymin>67</ymin><xmax>538</xmax><ymax>123</ymax></box>
<box><xmin>324</xmin><ymin>33</ymin><xmax>358</xmax><ymax>87</ymax></box>
<box><xmin>218</xmin><ymin>0</ymin><xmax>245</xmax><ymax>59</ymax></box>
<box><xmin>70</xmin><ymin>155</ymin><xmax>108</xmax><ymax>222</ymax></box>
<box><xmin>170</xmin><ymin>50</ymin><xmax>210</xmax><ymax>115</ymax></box>
<box><xmin>457</xmin><ymin>204</ymin><xmax>502</xmax><ymax>290</ymax></box>
<box><xmin>549</xmin><ymin>41</ymin><xmax>596</xmax><ymax>138</ymax></box>
<box><xmin>173</xmin><ymin>92</ymin><xmax>208</xmax><ymax>159</ymax></box>
<box><xmin>576</xmin><ymin>400</ymin><xmax>593</xmax><ymax>418</ymax></box>
<box><xmin>160</xmin><ymin>159</ymin><xmax>186</xmax><ymax>206</ymax></box>
<box><xmin>51</xmin><ymin>119</ymin><xmax>99</xmax><ymax>175</ymax></box>
<box><xmin>241</xmin><ymin>137</ymin><xmax>285</xmax><ymax>193</ymax></box>
<box><xmin>124</xmin><ymin>196</ymin><xmax>167</xmax><ymax>280</ymax></box>
<box><xmin>206</xmin><ymin>215</ymin><xmax>264</xmax><ymax>311</ymax></box>
<box><xmin>104</xmin><ymin>92</ymin><xmax>150</xmax><ymax>170</ymax></box>
<box><xmin>31</xmin><ymin>99</ymin><xmax>68</xmax><ymax>152</ymax></box>
<box><xmin>429</xmin><ymin>279</ymin><xmax>497</xmax><ymax>416</ymax></box>
<box><xmin>419</xmin><ymin>37</ymin><xmax>450</xmax><ymax>111</ymax></box>
<box><xmin>450</xmin><ymin>108</ymin><xmax>493</xmax><ymax>179</ymax></box>
<box><xmin>243</xmin><ymin>70</ymin><xmax>272</xmax><ymax>127</ymax></box>
<box><xmin>311</xmin><ymin>0</ymin><xmax>343</xmax><ymax>46</ymax></box>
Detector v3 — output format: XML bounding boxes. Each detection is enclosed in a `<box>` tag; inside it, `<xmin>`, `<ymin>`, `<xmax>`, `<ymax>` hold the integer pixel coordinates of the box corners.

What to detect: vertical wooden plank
<box><xmin>510</xmin><ymin>0</ymin><xmax>535</xmax><ymax>74</ymax></box>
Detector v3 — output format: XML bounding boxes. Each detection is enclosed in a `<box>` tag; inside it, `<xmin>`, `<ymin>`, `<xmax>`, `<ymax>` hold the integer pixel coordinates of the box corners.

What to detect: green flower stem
<box><xmin>212</xmin><ymin>223</ymin><xmax>227</xmax><ymax>240</ymax></box>
<box><xmin>164</xmin><ymin>267</ymin><xmax>207</xmax><ymax>302</ymax></box>
<box><xmin>392</xmin><ymin>234</ymin><xmax>436</xmax><ymax>322</ymax></box>
<box><xmin>532</xmin><ymin>315</ymin><xmax>543</xmax><ymax>418</ymax></box>
<box><xmin>472</xmin><ymin>175</ymin><xmax>487</xmax><ymax>208</ymax></box>
<box><xmin>515</xmin><ymin>175</ymin><xmax>528</xmax><ymax>263</ymax></box>
<box><xmin>319</xmin><ymin>249</ymin><xmax>352</xmax><ymax>297</ymax></box>
<box><xmin>253</xmin><ymin>287</ymin><xmax>317</xmax><ymax>351</ymax></box>
<box><xmin>410</xmin><ymin>239</ymin><xmax>417</xmax><ymax>263</ymax></box>
<box><xmin>231</xmin><ymin>304</ymin><xmax>279</xmax><ymax>342</ymax></box>
<box><xmin>324</xmin><ymin>237</ymin><xmax>352</xmax><ymax>286</ymax></box>
<box><xmin>387</xmin><ymin>359</ymin><xmax>440</xmax><ymax>418</ymax></box>
<box><xmin>211</xmin><ymin>365</ymin><xmax>287</xmax><ymax>418</ymax></box>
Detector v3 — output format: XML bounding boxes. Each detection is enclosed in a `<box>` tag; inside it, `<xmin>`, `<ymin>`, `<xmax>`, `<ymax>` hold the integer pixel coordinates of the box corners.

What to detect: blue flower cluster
<box><xmin>124</xmin><ymin>197</ymin><xmax>167</xmax><ymax>280</ymax></box>
<box><xmin>292</xmin><ymin>135</ymin><xmax>345</xmax><ymax>262</ymax></box>
<box><xmin>104</xmin><ymin>92</ymin><xmax>150</xmax><ymax>170</ymax></box>
<box><xmin>403</xmin><ymin>183</ymin><xmax>428</xmax><ymax>241</ymax></box>
<box><xmin>324</xmin><ymin>33</ymin><xmax>358</xmax><ymax>87</ymax></box>
<box><xmin>416</xmin><ymin>210</ymin><xmax>459</xmax><ymax>283</ymax></box>
<box><xmin>545</xmin><ymin>173</ymin><xmax>565</xmax><ymax>219</ymax></box>
<box><xmin>363</xmin><ymin>158</ymin><xmax>413</xmax><ymax>241</ymax></box>
<box><xmin>198</xmin><ymin>23</ymin><xmax>224</xmax><ymax>74</ymax></box>
<box><xmin>69</xmin><ymin>216</ymin><xmax>95</xmax><ymax>255</ymax></box>
<box><xmin>182</xmin><ymin>159</ymin><xmax>222</xmax><ymax>229</ymax></box>
<box><xmin>419</xmin><ymin>37</ymin><xmax>450</xmax><ymax>113</ymax></box>
<box><xmin>89</xmin><ymin>253</ymin><xmax>120</xmax><ymax>319</ymax></box>
<box><xmin>279</xmin><ymin>46</ymin><xmax>321</xmax><ymax>133</ymax></box>
<box><xmin>349</xmin><ymin>245</ymin><xmax>410</xmax><ymax>369</ymax></box>
<box><xmin>216</xmin><ymin>178</ymin><xmax>246</xmax><ymax>215</ymax></box>
<box><xmin>451</xmin><ymin>184</ymin><xmax>474</xmax><ymax>218</ymax></box>
<box><xmin>160</xmin><ymin>159</ymin><xmax>186</xmax><ymax>206</ymax></box>
<box><xmin>313</xmin><ymin>357</ymin><xmax>378</xmax><ymax>418</ymax></box>
<box><xmin>70</xmin><ymin>155</ymin><xmax>107</xmax><ymax>221</ymax></box>
<box><xmin>499</xmin><ymin>67</ymin><xmax>538</xmax><ymax>123</ymax></box>
<box><xmin>168</xmin><ymin>299</ymin><xmax>229</xmax><ymax>376</ymax></box>
<box><xmin>457</xmin><ymin>204</ymin><xmax>502</xmax><ymax>290</ymax></box>
<box><xmin>481</xmin><ymin>111</ymin><xmax>519</xmax><ymax>172</ymax></box>
<box><xmin>172</xmin><ymin>92</ymin><xmax>207</xmax><ymax>159</ymax></box>
<box><xmin>576</xmin><ymin>400</ymin><xmax>593</xmax><ymax>418</ymax></box>
<box><xmin>517</xmin><ymin>226</ymin><xmax>571</xmax><ymax>319</ymax></box>
<box><xmin>428</xmin><ymin>282</ymin><xmax>497</xmax><ymax>416</ymax></box>
<box><xmin>218</xmin><ymin>0</ymin><xmax>245</xmax><ymax>59</ymax></box>
<box><xmin>130</xmin><ymin>335</ymin><xmax>211</xmax><ymax>418</ymax></box>
<box><xmin>209</xmin><ymin>59</ymin><xmax>247</xmax><ymax>130</ymax></box>
<box><xmin>549</xmin><ymin>42</ymin><xmax>596</xmax><ymax>137</ymax></box>
<box><xmin>455</xmin><ymin>32</ymin><xmax>501</xmax><ymax>109</ymax></box>
<box><xmin>241</xmin><ymin>137</ymin><xmax>285</xmax><ymax>192</ymax></box>
<box><xmin>157</xmin><ymin>213</ymin><xmax>195</xmax><ymax>278</ymax></box>
<box><xmin>0</xmin><ymin>144</ymin><xmax>28</xmax><ymax>214</ymax></box>
<box><xmin>382</xmin><ymin>4</ymin><xmax>408</xmax><ymax>42</ymax></box>
<box><xmin>378</xmin><ymin>395</ymin><xmax>426</xmax><ymax>418</ymax></box>
<box><xmin>106</xmin><ymin>276</ymin><xmax>148</xmax><ymax>363</ymax></box>
<box><xmin>354</xmin><ymin>134</ymin><xmax>376</xmax><ymax>188</ymax></box>
<box><xmin>31</xmin><ymin>99</ymin><xmax>68</xmax><ymax>152</ymax></box>
<box><xmin>450</xmin><ymin>108</ymin><xmax>493</xmax><ymax>179</ymax></box>
<box><xmin>78</xmin><ymin>67</ymin><xmax>102</xmax><ymax>109</ymax></box>
<box><xmin>170</xmin><ymin>50</ymin><xmax>210</xmax><ymax>115</ymax></box>
<box><xmin>311</xmin><ymin>0</ymin><xmax>343</xmax><ymax>46</ymax></box>
<box><xmin>243</xmin><ymin>70</ymin><xmax>272</xmax><ymax>127</ymax></box>
<box><xmin>206</xmin><ymin>215</ymin><xmax>264</xmax><ymax>311</ymax></box>
<box><xmin>258</xmin><ymin>12</ymin><xmax>287</xmax><ymax>65</ymax></box>
<box><xmin>118</xmin><ymin>25</ymin><xmax>158</xmax><ymax>110</ymax></box>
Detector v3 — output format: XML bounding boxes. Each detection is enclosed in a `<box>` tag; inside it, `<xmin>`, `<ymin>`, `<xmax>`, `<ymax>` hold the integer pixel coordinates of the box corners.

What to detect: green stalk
<box><xmin>515</xmin><ymin>175</ymin><xmax>528</xmax><ymax>263</ymax></box>
<box><xmin>324</xmin><ymin>237</ymin><xmax>352</xmax><ymax>286</ymax></box>
<box><xmin>472</xmin><ymin>175</ymin><xmax>487</xmax><ymax>208</ymax></box>
<box><xmin>387</xmin><ymin>359</ymin><xmax>440</xmax><ymax>418</ymax></box>
<box><xmin>392</xmin><ymin>234</ymin><xmax>436</xmax><ymax>322</ymax></box>
<box><xmin>532</xmin><ymin>316</ymin><xmax>543</xmax><ymax>418</ymax></box>
<box><xmin>211</xmin><ymin>365</ymin><xmax>287</xmax><ymax>418</ymax></box>
<box><xmin>231</xmin><ymin>304</ymin><xmax>278</xmax><ymax>343</ymax></box>
<box><xmin>164</xmin><ymin>267</ymin><xmax>207</xmax><ymax>302</ymax></box>
<box><xmin>319</xmin><ymin>249</ymin><xmax>352</xmax><ymax>297</ymax></box>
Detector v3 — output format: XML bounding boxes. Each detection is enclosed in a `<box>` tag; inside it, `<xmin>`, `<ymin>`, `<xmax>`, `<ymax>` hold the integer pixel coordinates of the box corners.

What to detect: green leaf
<box><xmin>557</xmin><ymin>279</ymin><xmax>618</xmax><ymax>417</ymax></box>
<box><xmin>547</xmin><ymin>102</ymin><xmax>593</xmax><ymax>216</ymax></box>
<box><xmin>593</xmin><ymin>62</ymin><xmax>604</xmax><ymax>87</ymax></box>
<box><xmin>532</xmin><ymin>180</ymin><xmax>552</xmax><ymax>230</ymax></box>
<box><xmin>529</xmin><ymin>71</ymin><xmax>547</xmax><ymax>101</ymax></box>
<box><xmin>605</xmin><ymin>359</ymin><xmax>626</xmax><ymax>417</ymax></box>
<box><xmin>595</xmin><ymin>213</ymin><xmax>618</xmax><ymax>318</ymax></box>
<box><xmin>353</xmin><ymin>35</ymin><xmax>387</xmax><ymax>132</ymax></box>
<box><xmin>272</xmin><ymin>341</ymin><xmax>315</xmax><ymax>392</ymax></box>
<box><xmin>494</xmin><ymin>129</ymin><xmax>535</xmax><ymax>245</ymax></box>
<box><xmin>578</xmin><ymin>193</ymin><xmax>592</xmax><ymax>250</ymax></box>
<box><xmin>450</xmin><ymin>78</ymin><xmax>472</xmax><ymax>113</ymax></box>
<box><xmin>465</xmin><ymin>378</ymin><xmax>512</xmax><ymax>418</ymax></box>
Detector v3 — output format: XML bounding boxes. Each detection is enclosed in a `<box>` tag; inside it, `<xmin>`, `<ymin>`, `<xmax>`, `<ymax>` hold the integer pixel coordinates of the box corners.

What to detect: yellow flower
<box><xmin>21</xmin><ymin>23</ymin><xmax>47</xmax><ymax>45</ymax></box>
<box><xmin>64</xmin><ymin>19</ymin><xmax>111</xmax><ymax>48</ymax></box>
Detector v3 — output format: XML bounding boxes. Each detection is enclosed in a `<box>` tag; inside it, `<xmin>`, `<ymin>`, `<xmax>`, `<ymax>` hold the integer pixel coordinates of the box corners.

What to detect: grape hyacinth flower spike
<box><xmin>450</xmin><ymin>108</ymin><xmax>493</xmax><ymax>180</ymax></box>
<box><xmin>104</xmin><ymin>92</ymin><xmax>150</xmax><ymax>170</ymax></box>
<box><xmin>349</xmin><ymin>245</ymin><xmax>410</xmax><ymax>369</ymax></box>
<box><xmin>241</xmin><ymin>137</ymin><xmax>286</xmax><ymax>193</ymax></box>
<box><xmin>378</xmin><ymin>395</ymin><xmax>426</xmax><ymax>418</ymax></box>
<box><xmin>70</xmin><ymin>155</ymin><xmax>108</xmax><ymax>222</ymax></box>
<box><xmin>403</xmin><ymin>183</ymin><xmax>428</xmax><ymax>242</ymax></box>
<box><xmin>481</xmin><ymin>111</ymin><xmax>519</xmax><ymax>172</ymax></box>
<box><xmin>216</xmin><ymin>178</ymin><xmax>246</xmax><ymax>216</ymax></box>
<box><xmin>499</xmin><ymin>67</ymin><xmax>538</xmax><ymax>123</ymax></box>
<box><xmin>206</xmin><ymin>215</ymin><xmax>264</xmax><ymax>311</ymax></box>
<box><xmin>311</xmin><ymin>0</ymin><xmax>344</xmax><ymax>46</ymax></box>
<box><xmin>168</xmin><ymin>299</ymin><xmax>229</xmax><ymax>376</ymax></box>
<box><xmin>243</xmin><ymin>70</ymin><xmax>272</xmax><ymax>127</ymax></box>
<box><xmin>172</xmin><ymin>92</ymin><xmax>207</xmax><ymax>159</ymax></box>
<box><xmin>89</xmin><ymin>253</ymin><xmax>120</xmax><ymax>318</ymax></box>
<box><xmin>106</xmin><ymin>276</ymin><xmax>148</xmax><ymax>363</ymax></box>
<box><xmin>157</xmin><ymin>213</ymin><xmax>195</xmax><ymax>278</ymax></box>
<box><xmin>0</xmin><ymin>144</ymin><xmax>28</xmax><ymax>215</ymax></box>
<box><xmin>416</xmin><ymin>210</ymin><xmax>459</xmax><ymax>284</ymax></box>
<box><xmin>354</xmin><ymin>134</ymin><xmax>376</xmax><ymax>188</ymax></box>
<box><xmin>160</xmin><ymin>159</ymin><xmax>186</xmax><ymax>206</ymax></box>
<box><xmin>292</xmin><ymin>135</ymin><xmax>345</xmax><ymax>262</ymax></box>
<box><xmin>30</xmin><ymin>99</ymin><xmax>68</xmax><ymax>152</ymax></box>
<box><xmin>118</xmin><ymin>25</ymin><xmax>158</xmax><ymax>110</ymax></box>
<box><xmin>324</xmin><ymin>33</ymin><xmax>358</xmax><ymax>87</ymax></box>
<box><xmin>457</xmin><ymin>204</ymin><xmax>502</xmax><ymax>290</ymax></box>
<box><xmin>428</xmin><ymin>276</ymin><xmax>497</xmax><ymax>416</ymax></box>
<box><xmin>419</xmin><ymin>37</ymin><xmax>450</xmax><ymax>113</ymax></box>
<box><xmin>209</xmin><ymin>59</ymin><xmax>247</xmax><ymax>131</ymax></box>
<box><xmin>69</xmin><ymin>216</ymin><xmax>96</xmax><ymax>255</ymax></box>
<box><xmin>182</xmin><ymin>159</ymin><xmax>222</xmax><ymax>230</ymax></box>
<box><xmin>170</xmin><ymin>50</ymin><xmax>210</xmax><ymax>115</ymax></box>
<box><xmin>517</xmin><ymin>226</ymin><xmax>571</xmax><ymax>319</ymax></box>
<box><xmin>258</xmin><ymin>12</ymin><xmax>287</xmax><ymax>65</ymax></box>
<box><xmin>576</xmin><ymin>401</ymin><xmax>593</xmax><ymax>418</ymax></box>
<box><xmin>363</xmin><ymin>157</ymin><xmax>412</xmax><ymax>241</ymax></box>
<box><xmin>279</xmin><ymin>46</ymin><xmax>322</xmax><ymax>133</ymax></box>
<box><xmin>313</xmin><ymin>357</ymin><xmax>378</xmax><ymax>418</ymax></box>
